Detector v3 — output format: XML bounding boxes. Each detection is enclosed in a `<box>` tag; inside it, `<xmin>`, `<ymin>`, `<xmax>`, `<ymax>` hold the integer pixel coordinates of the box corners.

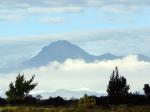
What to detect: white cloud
<box><xmin>0</xmin><ymin>1</ymin><xmax>83</xmax><ymax>21</ymax></box>
<box><xmin>38</xmin><ymin>17</ymin><xmax>64</xmax><ymax>24</ymax></box>
<box><xmin>101</xmin><ymin>4</ymin><xmax>139</xmax><ymax>14</ymax></box>
<box><xmin>0</xmin><ymin>0</ymin><xmax>149</xmax><ymax>21</ymax></box>
<box><xmin>1</xmin><ymin>28</ymin><xmax>150</xmax><ymax>43</ymax></box>
<box><xmin>1</xmin><ymin>55</ymin><xmax>150</xmax><ymax>97</ymax></box>
<box><xmin>27</xmin><ymin>6</ymin><xmax>83</xmax><ymax>14</ymax></box>
<box><xmin>0</xmin><ymin>14</ymin><xmax>25</xmax><ymax>21</ymax></box>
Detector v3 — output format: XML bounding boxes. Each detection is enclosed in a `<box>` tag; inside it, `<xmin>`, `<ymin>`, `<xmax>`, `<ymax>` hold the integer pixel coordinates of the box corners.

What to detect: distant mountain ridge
<box><xmin>31</xmin><ymin>89</ymin><xmax>104</xmax><ymax>99</ymax></box>
<box><xmin>23</xmin><ymin>40</ymin><xmax>150</xmax><ymax>68</ymax></box>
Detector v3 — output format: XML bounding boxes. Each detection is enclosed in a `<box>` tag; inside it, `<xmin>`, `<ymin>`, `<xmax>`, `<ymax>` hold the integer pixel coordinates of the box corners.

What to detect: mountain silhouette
<box><xmin>23</xmin><ymin>40</ymin><xmax>150</xmax><ymax>68</ymax></box>
<box><xmin>31</xmin><ymin>89</ymin><xmax>104</xmax><ymax>99</ymax></box>
<box><xmin>24</xmin><ymin>40</ymin><xmax>118</xmax><ymax>67</ymax></box>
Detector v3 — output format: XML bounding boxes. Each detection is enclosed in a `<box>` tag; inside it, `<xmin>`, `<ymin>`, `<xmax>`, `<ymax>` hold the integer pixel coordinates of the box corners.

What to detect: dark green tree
<box><xmin>143</xmin><ymin>84</ymin><xmax>150</xmax><ymax>96</ymax></box>
<box><xmin>107</xmin><ymin>67</ymin><xmax>130</xmax><ymax>97</ymax></box>
<box><xmin>6</xmin><ymin>74</ymin><xmax>38</xmax><ymax>101</ymax></box>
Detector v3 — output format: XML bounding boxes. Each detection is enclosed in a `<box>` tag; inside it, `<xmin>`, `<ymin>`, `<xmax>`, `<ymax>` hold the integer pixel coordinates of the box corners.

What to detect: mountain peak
<box><xmin>96</xmin><ymin>53</ymin><xmax>119</xmax><ymax>60</ymax></box>
<box><xmin>42</xmin><ymin>40</ymin><xmax>75</xmax><ymax>51</ymax></box>
<box><xmin>51</xmin><ymin>40</ymin><xmax>71</xmax><ymax>45</ymax></box>
<box><xmin>24</xmin><ymin>40</ymin><xmax>95</xmax><ymax>67</ymax></box>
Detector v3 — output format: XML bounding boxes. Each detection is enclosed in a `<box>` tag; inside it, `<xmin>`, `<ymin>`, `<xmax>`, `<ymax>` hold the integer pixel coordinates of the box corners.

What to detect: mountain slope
<box><xmin>96</xmin><ymin>53</ymin><xmax>121</xmax><ymax>60</ymax></box>
<box><xmin>136</xmin><ymin>54</ymin><xmax>150</xmax><ymax>62</ymax></box>
<box><xmin>23</xmin><ymin>40</ymin><xmax>150</xmax><ymax>68</ymax></box>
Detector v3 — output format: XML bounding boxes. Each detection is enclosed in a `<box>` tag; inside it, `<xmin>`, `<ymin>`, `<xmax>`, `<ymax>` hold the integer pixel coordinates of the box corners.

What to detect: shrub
<box><xmin>78</xmin><ymin>94</ymin><xmax>96</xmax><ymax>108</ymax></box>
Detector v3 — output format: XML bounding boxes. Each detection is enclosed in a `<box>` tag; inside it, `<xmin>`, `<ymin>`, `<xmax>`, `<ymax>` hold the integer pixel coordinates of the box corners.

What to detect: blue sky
<box><xmin>0</xmin><ymin>0</ymin><xmax>150</xmax><ymax>67</ymax></box>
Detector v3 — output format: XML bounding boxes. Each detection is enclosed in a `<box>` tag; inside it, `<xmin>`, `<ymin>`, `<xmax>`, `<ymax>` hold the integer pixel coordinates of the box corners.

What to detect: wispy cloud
<box><xmin>38</xmin><ymin>17</ymin><xmax>64</xmax><ymax>24</ymax></box>
<box><xmin>0</xmin><ymin>0</ymin><xmax>149</xmax><ymax>21</ymax></box>
<box><xmin>0</xmin><ymin>14</ymin><xmax>25</xmax><ymax>21</ymax></box>
<box><xmin>101</xmin><ymin>4</ymin><xmax>139</xmax><ymax>14</ymax></box>
<box><xmin>1</xmin><ymin>28</ymin><xmax>150</xmax><ymax>43</ymax></box>
<box><xmin>27</xmin><ymin>6</ymin><xmax>83</xmax><ymax>14</ymax></box>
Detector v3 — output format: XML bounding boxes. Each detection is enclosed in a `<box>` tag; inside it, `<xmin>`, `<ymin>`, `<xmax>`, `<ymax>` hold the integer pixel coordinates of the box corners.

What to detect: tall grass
<box><xmin>1</xmin><ymin>105</ymin><xmax>150</xmax><ymax>112</ymax></box>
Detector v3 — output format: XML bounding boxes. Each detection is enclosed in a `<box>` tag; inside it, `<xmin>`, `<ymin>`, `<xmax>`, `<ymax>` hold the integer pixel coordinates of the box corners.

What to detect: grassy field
<box><xmin>1</xmin><ymin>105</ymin><xmax>150</xmax><ymax>112</ymax></box>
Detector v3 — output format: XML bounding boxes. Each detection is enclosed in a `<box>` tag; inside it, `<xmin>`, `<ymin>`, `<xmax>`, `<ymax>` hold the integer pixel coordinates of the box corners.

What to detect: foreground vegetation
<box><xmin>1</xmin><ymin>67</ymin><xmax>150</xmax><ymax>111</ymax></box>
<box><xmin>2</xmin><ymin>105</ymin><xmax>150</xmax><ymax>112</ymax></box>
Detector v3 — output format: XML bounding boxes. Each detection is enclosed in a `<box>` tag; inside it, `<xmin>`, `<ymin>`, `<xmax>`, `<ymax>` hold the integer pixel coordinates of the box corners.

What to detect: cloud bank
<box><xmin>1</xmin><ymin>55</ymin><xmax>150</xmax><ymax>97</ymax></box>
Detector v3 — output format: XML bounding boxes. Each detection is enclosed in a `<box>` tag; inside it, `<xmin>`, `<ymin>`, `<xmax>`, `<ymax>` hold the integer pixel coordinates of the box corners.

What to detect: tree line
<box><xmin>0</xmin><ymin>67</ymin><xmax>150</xmax><ymax>106</ymax></box>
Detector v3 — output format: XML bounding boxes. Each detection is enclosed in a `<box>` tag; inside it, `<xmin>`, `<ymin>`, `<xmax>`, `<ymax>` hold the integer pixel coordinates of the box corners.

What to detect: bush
<box><xmin>78</xmin><ymin>94</ymin><xmax>96</xmax><ymax>108</ymax></box>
